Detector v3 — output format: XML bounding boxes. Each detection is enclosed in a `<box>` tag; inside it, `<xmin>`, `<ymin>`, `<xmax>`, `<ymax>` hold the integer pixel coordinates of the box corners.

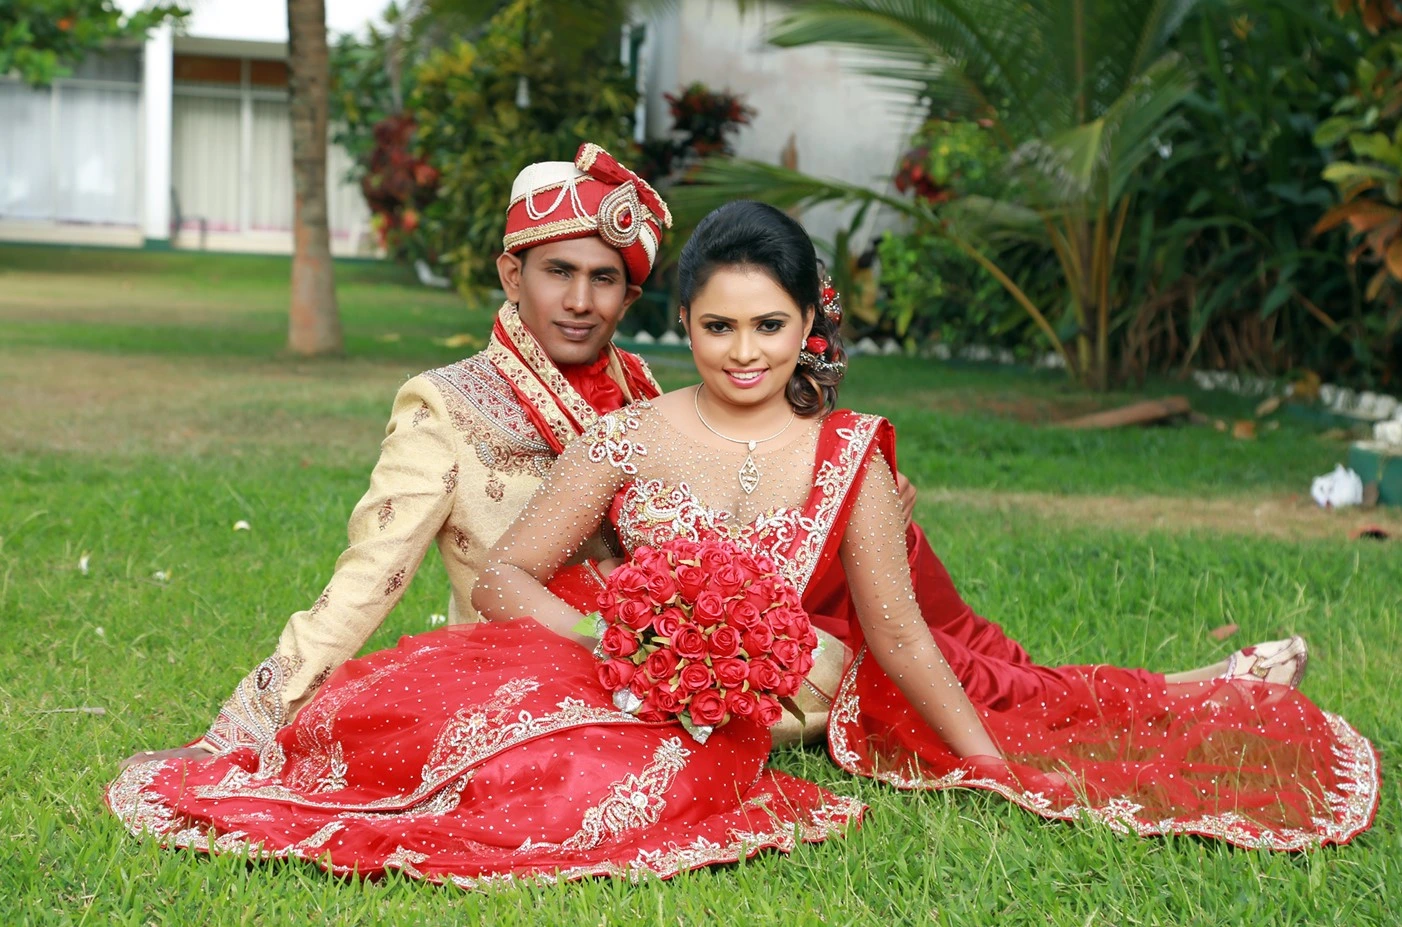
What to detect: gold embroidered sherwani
<box><xmin>202</xmin><ymin>310</ymin><xmax>658</xmax><ymax>757</ymax></box>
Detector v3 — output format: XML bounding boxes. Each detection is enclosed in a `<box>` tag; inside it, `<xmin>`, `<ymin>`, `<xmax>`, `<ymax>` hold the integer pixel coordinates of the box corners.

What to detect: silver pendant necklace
<box><xmin>692</xmin><ymin>386</ymin><xmax>795</xmax><ymax>495</ymax></box>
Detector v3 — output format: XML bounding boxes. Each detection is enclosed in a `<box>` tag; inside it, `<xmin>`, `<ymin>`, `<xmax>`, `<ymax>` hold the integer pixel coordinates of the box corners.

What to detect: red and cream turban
<box><xmin>502</xmin><ymin>143</ymin><xmax>673</xmax><ymax>285</ymax></box>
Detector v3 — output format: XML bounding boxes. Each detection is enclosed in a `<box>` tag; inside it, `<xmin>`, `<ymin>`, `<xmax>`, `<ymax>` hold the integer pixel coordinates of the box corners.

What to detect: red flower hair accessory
<box><xmin>819</xmin><ymin>275</ymin><xmax>842</xmax><ymax>325</ymax></box>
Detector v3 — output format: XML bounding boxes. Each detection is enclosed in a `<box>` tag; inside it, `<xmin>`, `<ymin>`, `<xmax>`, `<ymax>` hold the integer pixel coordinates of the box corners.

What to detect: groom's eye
<box><xmin>703</xmin><ymin>322</ymin><xmax>731</xmax><ymax>334</ymax></box>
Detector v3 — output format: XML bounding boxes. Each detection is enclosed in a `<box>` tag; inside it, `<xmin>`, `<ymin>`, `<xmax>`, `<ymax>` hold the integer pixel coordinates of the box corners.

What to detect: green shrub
<box><xmin>410</xmin><ymin>0</ymin><xmax>638</xmax><ymax>294</ymax></box>
<box><xmin>1121</xmin><ymin>0</ymin><xmax>1372</xmax><ymax>383</ymax></box>
<box><xmin>871</xmin><ymin>118</ymin><xmax>1057</xmax><ymax>354</ymax></box>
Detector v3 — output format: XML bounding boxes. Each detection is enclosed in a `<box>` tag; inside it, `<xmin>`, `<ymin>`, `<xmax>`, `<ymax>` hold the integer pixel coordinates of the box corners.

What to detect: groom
<box><xmin>125</xmin><ymin>143</ymin><xmax>680</xmax><ymax>767</ymax></box>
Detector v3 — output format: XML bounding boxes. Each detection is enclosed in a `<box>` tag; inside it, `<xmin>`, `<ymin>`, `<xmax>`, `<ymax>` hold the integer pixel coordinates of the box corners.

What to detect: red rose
<box><xmin>652</xmin><ymin>607</ymin><xmax>684</xmax><ymax>638</ymax></box>
<box><xmin>596</xmin><ymin>588</ymin><xmax>619</xmax><ymax>616</ymax></box>
<box><xmin>609</xmin><ymin>564</ymin><xmax>650</xmax><ymax>597</ymax></box>
<box><xmin>802</xmin><ymin>628</ymin><xmax>819</xmax><ymax>650</ymax></box>
<box><xmin>689</xmin><ymin>688</ymin><xmax>728</xmax><ymax>726</ymax></box>
<box><xmin>676</xmin><ymin>564</ymin><xmax>709</xmax><ymax>600</ymax></box>
<box><xmin>601</xmin><ymin>625</ymin><xmax>640</xmax><ymax>658</ymax></box>
<box><xmin>740</xmin><ymin>624</ymin><xmax>774</xmax><ymax>655</ymax></box>
<box><xmin>755</xmin><ymin>696</ymin><xmax>784</xmax><ymax>727</ymax></box>
<box><xmin>678</xmin><ymin>661</ymin><xmax>714</xmax><ymax>693</ymax></box>
<box><xmin>753</xmin><ymin>554</ymin><xmax>776</xmax><ymax>575</ymax></box>
<box><xmin>793</xmin><ymin>651</ymin><xmax>815</xmax><ymax>677</ymax></box>
<box><xmin>729</xmin><ymin>600</ymin><xmax>763</xmax><ymax>631</ymax></box>
<box><xmin>672</xmin><ymin>626</ymin><xmax>707</xmax><ymax>660</ymax></box>
<box><xmin>714</xmin><ymin>563</ymin><xmax>749</xmax><ymax>597</ymax></box>
<box><xmin>726</xmin><ymin>689</ymin><xmax>759</xmax><ymax>718</ymax></box>
<box><xmin>746</xmin><ymin>581</ymin><xmax>780</xmax><ymax>613</ymax></box>
<box><xmin>692</xmin><ymin>591</ymin><xmax>726</xmax><ymax>628</ymax></box>
<box><xmin>669</xmin><ymin>538</ymin><xmax>701</xmax><ymax>564</ymax></box>
<box><xmin>707</xmin><ymin>625</ymin><xmax>743</xmax><ymax>658</ymax></box>
<box><xmin>712</xmin><ymin>657</ymin><xmax>749</xmax><ymax>689</ymax></box>
<box><xmin>782</xmin><ymin>610</ymin><xmax>810</xmax><ymax>638</ymax></box>
<box><xmin>698</xmin><ymin>543</ymin><xmax>730</xmax><ymax>574</ymax></box>
<box><xmin>774</xmin><ymin>672</ymin><xmax>803</xmax><ymax>698</ymax></box>
<box><xmin>631</xmin><ymin>546</ymin><xmax>668</xmax><ymax>573</ymax></box>
<box><xmin>649</xmin><ymin>683</ymin><xmax>683</xmax><ymax>715</ymax></box>
<box><xmin>772</xmin><ymin>638</ymin><xmax>802</xmax><ymax>668</ymax></box>
<box><xmin>635</xmin><ymin>707</ymin><xmax>668</xmax><ymax>723</ymax></box>
<box><xmin>643</xmin><ymin>647</ymin><xmax>680</xmax><ymax>682</ymax></box>
<box><xmin>616</xmin><ymin>598</ymin><xmax>656</xmax><ymax>631</ymax></box>
<box><xmin>747</xmin><ymin>657</ymin><xmax>783</xmax><ymax>692</ymax></box>
<box><xmin>645</xmin><ymin>571</ymin><xmax>679</xmax><ymax>606</ymax></box>
<box><xmin>597</xmin><ymin>658</ymin><xmax>636</xmax><ymax>691</ymax></box>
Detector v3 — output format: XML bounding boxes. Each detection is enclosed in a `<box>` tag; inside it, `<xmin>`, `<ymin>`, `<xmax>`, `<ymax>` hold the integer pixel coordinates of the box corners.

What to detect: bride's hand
<box><xmin>119</xmin><ymin>745</ymin><xmax>215</xmax><ymax>771</ymax></box>
<box><xmin>964</xmin><ymin>754</ymin><xmax>1070</xmax><ymax>792</ymax></box>
<box><xmin>595</xmin><ymin>557</ymin><xmax>624</xmax><ymax>578</ymax></box>
<box><xmin>894</xmin><ymin>471</ymin><xmax>917</xmax><ymax>527</ymax></box>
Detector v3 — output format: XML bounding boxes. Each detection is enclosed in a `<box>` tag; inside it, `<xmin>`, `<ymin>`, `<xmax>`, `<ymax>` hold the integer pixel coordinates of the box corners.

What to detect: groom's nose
<box><xmin>562</xmin><ymin>276</ymin><xmax>594</xmax><ymax>314</ymax></box>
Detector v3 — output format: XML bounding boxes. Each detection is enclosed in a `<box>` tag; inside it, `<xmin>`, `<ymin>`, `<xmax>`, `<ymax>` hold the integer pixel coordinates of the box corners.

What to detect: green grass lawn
<box><xmin>1</xmin><ymin>245</ymin><xmax>1398</xmax><ymax>925</ymax></box>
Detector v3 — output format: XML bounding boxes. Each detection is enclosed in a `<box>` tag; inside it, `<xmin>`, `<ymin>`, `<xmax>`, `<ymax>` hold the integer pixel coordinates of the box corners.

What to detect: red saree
<box><xmin>805</xmin><ymin>427</ymin><xmax>1380</xmax><ymax>851</ymax></box>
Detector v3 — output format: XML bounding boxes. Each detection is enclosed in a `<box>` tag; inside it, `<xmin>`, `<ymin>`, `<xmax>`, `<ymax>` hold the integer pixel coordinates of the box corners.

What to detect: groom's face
<box><xmin>497</xmin><ymin>238</ymin><xmax>643</xmax><ymax>366</ymax></box>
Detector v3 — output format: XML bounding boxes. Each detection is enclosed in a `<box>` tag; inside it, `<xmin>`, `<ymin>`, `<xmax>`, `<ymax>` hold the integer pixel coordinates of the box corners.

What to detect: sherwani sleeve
<box><xmin>200</xmin><ymin>375</ymin><xmax>461</xmax><ymax>756</ymax></box>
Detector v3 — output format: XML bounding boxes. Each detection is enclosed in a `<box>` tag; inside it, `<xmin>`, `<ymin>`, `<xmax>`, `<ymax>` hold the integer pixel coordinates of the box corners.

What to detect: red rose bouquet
<box><xmin>585</xmin><ymin>538</ymin><xmax>818</xmax><ymax>741</ymax></box>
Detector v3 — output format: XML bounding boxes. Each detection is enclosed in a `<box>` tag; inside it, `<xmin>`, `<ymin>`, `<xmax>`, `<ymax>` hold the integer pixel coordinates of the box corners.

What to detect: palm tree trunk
<box><xmin>286</xmin><ymin>0</ymin><xmax>343</xmax><ymax>356</ymax></box>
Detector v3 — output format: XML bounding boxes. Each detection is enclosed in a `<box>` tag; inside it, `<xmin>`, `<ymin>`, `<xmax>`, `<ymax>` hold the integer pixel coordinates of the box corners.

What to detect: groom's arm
<box><xmin>191</xmin><ymin>375</ymin><xmax>462</xmax><ymax>759</ymax></box>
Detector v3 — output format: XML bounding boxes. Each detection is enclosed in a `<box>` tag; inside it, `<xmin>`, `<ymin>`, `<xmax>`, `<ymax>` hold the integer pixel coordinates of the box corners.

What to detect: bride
<box><xmin>108</xmin><ymin>202</ymin><xmax>1378</xmax><ymax>889</ymax></box>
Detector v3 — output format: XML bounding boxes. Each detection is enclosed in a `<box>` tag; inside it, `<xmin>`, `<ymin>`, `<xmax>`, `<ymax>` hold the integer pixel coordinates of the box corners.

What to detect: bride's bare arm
<box><xmin>839</xmin><ymin>451</ymin><xmax>1002</xmax><ymax>759</ymax></box>
<box><xmin>471</xmin><ymin>420</ymin><xmax>627</xmax><ymax>645</ymax></box>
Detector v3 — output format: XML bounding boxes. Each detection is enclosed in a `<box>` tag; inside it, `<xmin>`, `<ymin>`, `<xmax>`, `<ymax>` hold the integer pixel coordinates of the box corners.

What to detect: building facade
<box><xmin>0</xmin><ymin>0</ymin><xmax>910</xmax><ymax>256</ymax></box>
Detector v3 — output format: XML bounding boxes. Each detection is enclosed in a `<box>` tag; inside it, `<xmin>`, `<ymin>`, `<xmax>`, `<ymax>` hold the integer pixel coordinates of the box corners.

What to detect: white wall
<box><xmin>668</xmin><ymin>0</ymin><xmax>920</xmax><ymax>249</ymax></box>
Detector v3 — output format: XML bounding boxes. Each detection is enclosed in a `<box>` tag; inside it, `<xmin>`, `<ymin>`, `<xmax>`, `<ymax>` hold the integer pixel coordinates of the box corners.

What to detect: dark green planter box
<box><xmin>1348</xmin><ymin>442</ymin><xmax>1402</xmax><ymax>506</ymax></box>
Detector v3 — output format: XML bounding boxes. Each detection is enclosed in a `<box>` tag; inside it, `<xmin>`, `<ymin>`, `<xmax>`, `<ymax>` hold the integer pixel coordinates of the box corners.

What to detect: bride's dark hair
<box><xmin>678</xmin><ymin>201</ymin><xmax>845</xmax><ymax>417</ymax></box>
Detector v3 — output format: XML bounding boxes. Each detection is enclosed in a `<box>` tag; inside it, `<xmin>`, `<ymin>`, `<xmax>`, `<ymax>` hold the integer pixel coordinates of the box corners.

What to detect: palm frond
<box><xmin>670</xmin><ymin>157</ymin><xmax>932</xmax><ymax>226</ymax></box>
<box><xmin>1001</xmin><ymin>52</ymin><xmax>1193</xmax><ymax>209</ymax></box>
<box><xmin>766</xmin><ymin>0</ymin><xmax>1060</xmax><ymax>138</ymax></box>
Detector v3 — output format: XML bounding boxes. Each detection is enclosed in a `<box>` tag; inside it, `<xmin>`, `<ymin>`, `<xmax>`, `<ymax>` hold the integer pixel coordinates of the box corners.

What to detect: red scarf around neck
<box><xmin>486</xmin><ymin>304</ymin><xmax>661</xmax><ymax>454</ymax></box>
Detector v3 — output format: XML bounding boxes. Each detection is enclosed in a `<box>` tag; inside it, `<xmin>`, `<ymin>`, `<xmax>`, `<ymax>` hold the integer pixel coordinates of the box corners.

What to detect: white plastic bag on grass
<box><xmin>1310</xmin><ymin>465</ymin><xmax>1364</xmax><ymax>508</ymax></box>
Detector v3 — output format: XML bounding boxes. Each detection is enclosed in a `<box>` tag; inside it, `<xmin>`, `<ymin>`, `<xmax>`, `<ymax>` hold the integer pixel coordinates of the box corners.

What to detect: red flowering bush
<box><xmin>591</xmin><ymin>538</ymin><xmax>817</xmax><ymax>738</ymax></box>
<box><xmin>360</xmin><ymin>113</ymin><xmax>439</xmax><ymax>262</ymax></box>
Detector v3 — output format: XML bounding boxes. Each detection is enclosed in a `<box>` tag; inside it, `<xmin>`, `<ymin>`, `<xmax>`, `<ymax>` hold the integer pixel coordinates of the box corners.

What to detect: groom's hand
<box><xmin>119</xmin><ymin>744</ymin><xmax>215</xmax><ymax>771</ymax></box>
<box><xmin>895</xmin><ymin>471</ymin><xmax>917</xmax><ymax>527</ymax></box>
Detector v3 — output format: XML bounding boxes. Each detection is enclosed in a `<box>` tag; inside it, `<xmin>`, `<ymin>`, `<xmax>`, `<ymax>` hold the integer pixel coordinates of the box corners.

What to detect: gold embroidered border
<box><xmin>503</xmin><ymin>216</ymin><xmax>598</xmax><ymax>252</ymax></box>
<box><xmin>110</xmin><ymin>756</ymin><xmax>863</xmax><ymax>891</ymax></box>
<box><xmin>826</xmin><ymin>647</ymin><xmax>1382</xmax><ymax>851</ymax></box>
<box><xmin>188</xmin><ymin>690</ymin><xmax>643</xmax><ymax>815</ymax></box>
<box><xmin>445</xmin><ymin>790</ymin><xmax>863</xmax><ymax>891</ymax></box>
<box><xmin>793</xmin><ymin>415</ymin><xmax>883</xmax><ymax>595</ymax></box>
<box><xmin>485</xmin><ymin>305</ymin><xmax>601</xmax><ymax>450</ymax></box>
<box><xmin>498</xmin><ymin>303</ymin><xmax>608</xmax><ymax>431</ymax></box>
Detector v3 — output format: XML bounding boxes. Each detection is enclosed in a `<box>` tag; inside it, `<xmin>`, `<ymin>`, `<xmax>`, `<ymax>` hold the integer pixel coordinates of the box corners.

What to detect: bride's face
<box><xmin>685</xmin><ymin>267</ymin><xmax>813</xmax><ymax>410</ymax></box>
